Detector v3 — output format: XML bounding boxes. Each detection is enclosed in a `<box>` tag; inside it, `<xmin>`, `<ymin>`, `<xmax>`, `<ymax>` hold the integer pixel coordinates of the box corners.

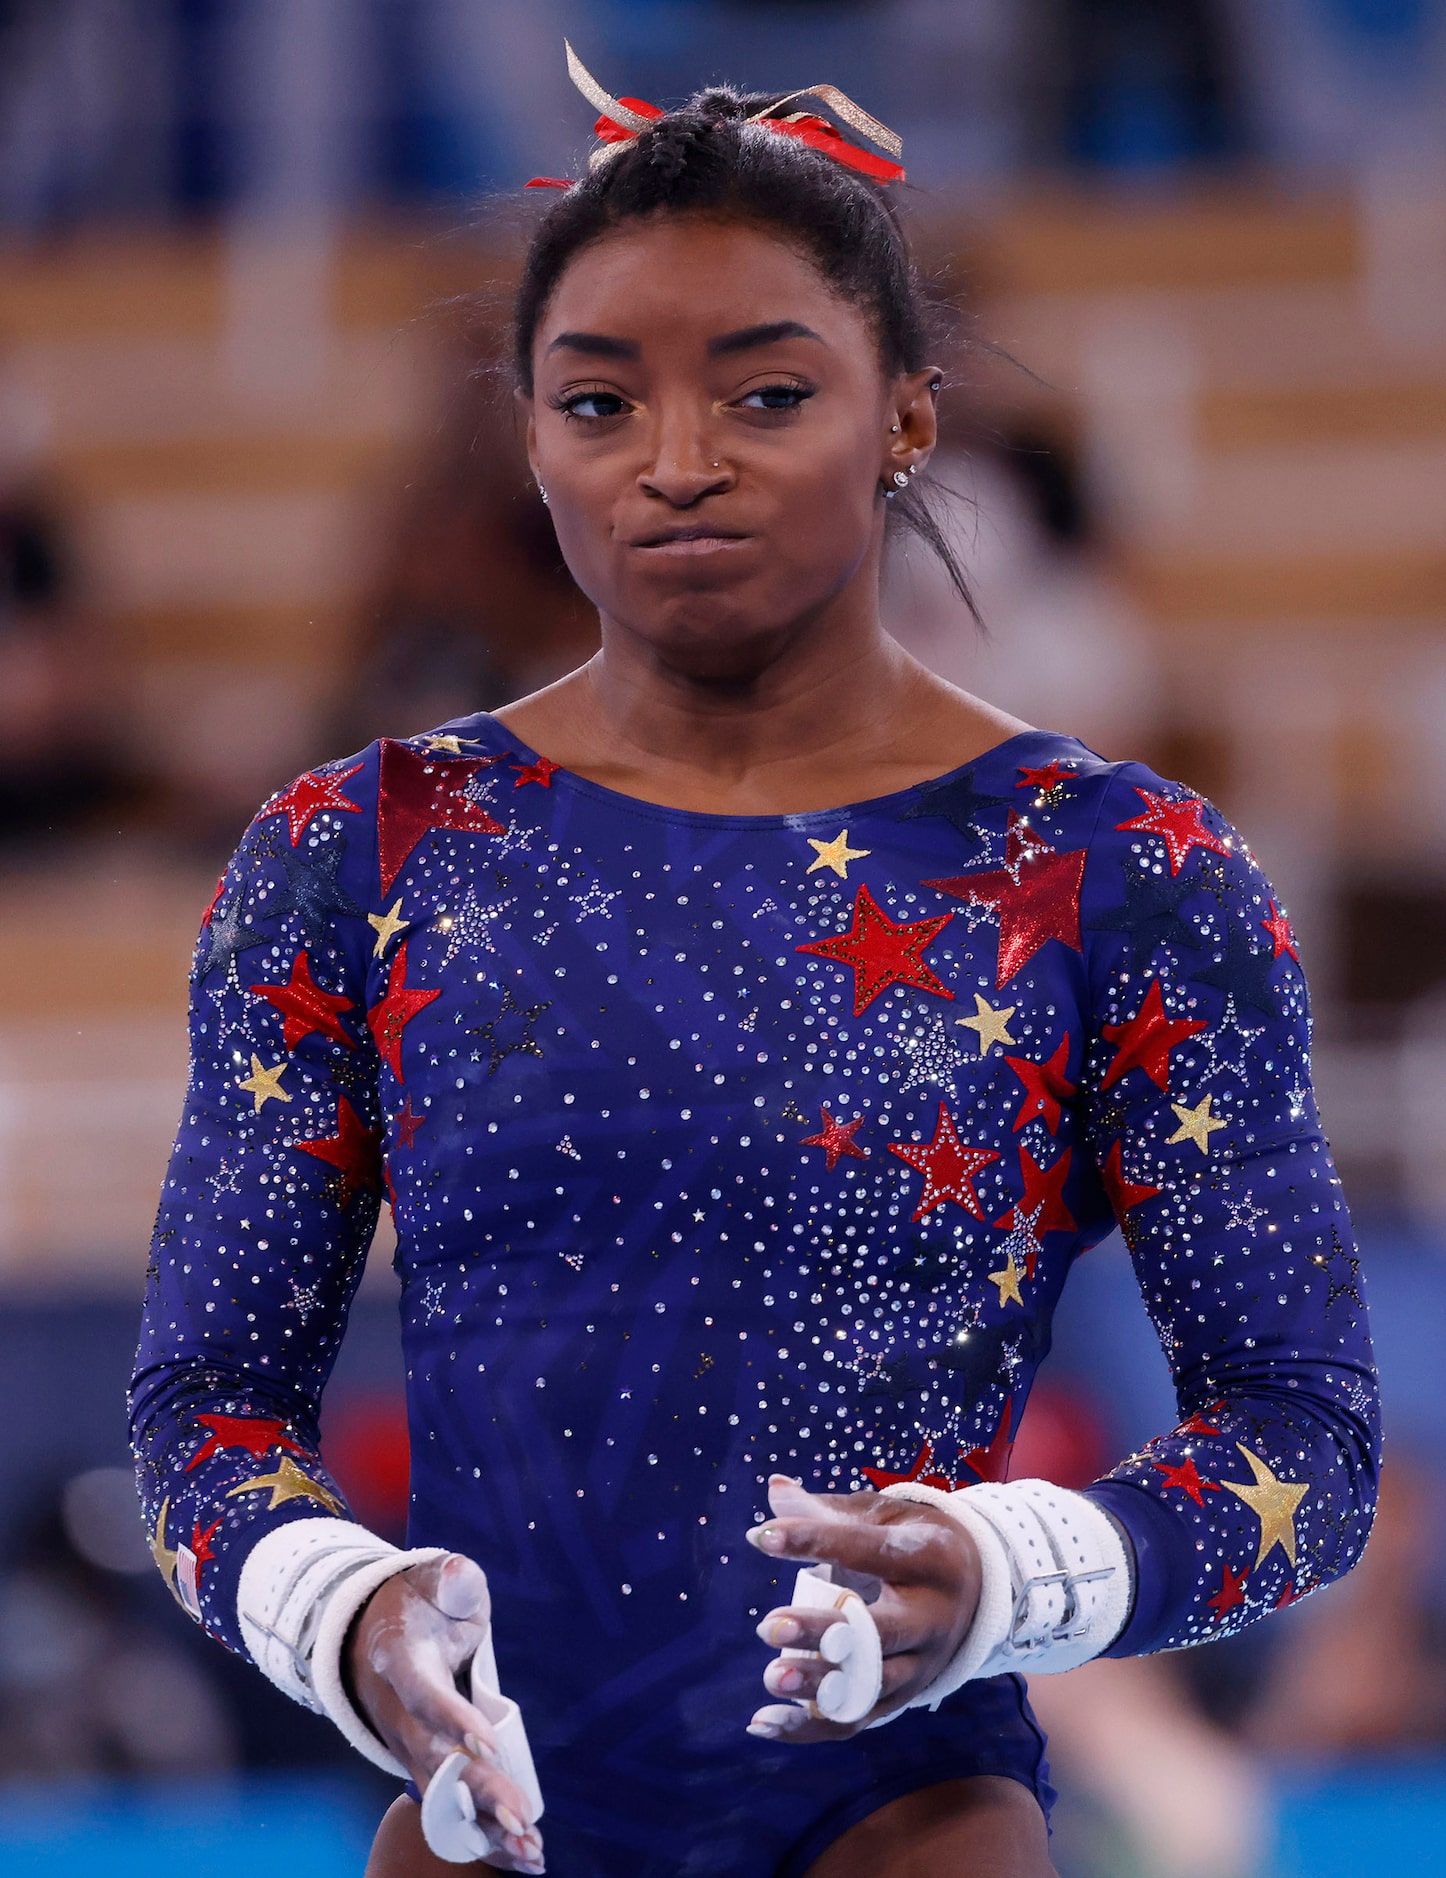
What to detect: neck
<box><xmin>577</xmin><ymin>580</ymin><xmax>919</xmax><ymax>787</ymax></box>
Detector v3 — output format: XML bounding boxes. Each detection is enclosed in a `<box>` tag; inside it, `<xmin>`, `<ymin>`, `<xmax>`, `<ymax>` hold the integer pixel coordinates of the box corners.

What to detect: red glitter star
<box><xmin>959</xmin><ymin>1398</ymin><xmax>1016</xmax><ymax>1484</ymax></box>
<box><xmin>512</xmin><ymin>756</ymin><xmax>560</xmax><ymax>788</ymax></box>
<box><xmin>250</xmin><ymin>950</ymin><xmax>356</xmax><ymax>1051</ymax></box>
<box><xmin>861</xmin><ymin>1437</ymin><xmax>960</xmax><ymax>1493</ymax></box>
<box><xmin>1100</xmin><ymin>979</ymin><xmax>1207</xmax><ymax>1092</ymax></box>
<box><xmin>376</xmin><ymin>739</ymin><xmax>506</xmax><ymax>896</ymax></box>
<box><xmin>1100</xmin><ymin>1140</ymin><xmax>1162</xmax><ymax>1221</ymax></box>
<box><xmin>995</xmin><ymin>1142</ymin><xmax>1075</xmax><ymax>1240</ymax></box>
<box><xmin>1114</xmin><ymin>787</ymin><xmax>1229</xmax><ymax>877</ymax></box>
<box><xmin>889</xmin><ymin>1101</ymin><xmax>1000</xmax><ymax>1222</ymax></box>
<box><xmin>263</xmin><ymin>764</ymin><xmax>363</xmax><ymax>846</ymax></box>
<box><xmin>185</xmin><ymin>1413</ymin><xmax>304</xmax><ymax>1472</ymax></box>
<box><xmin>393</xmin><ymin>1095</ymin><xmax>425</xmax><ymax>1151</ymax></box>
<box><xmin>190</xmin><ymin>1513</ymin><xmax>224</xmax><ymax>1577</ymax></box>
<box><xmin>925</xmin><ymin>814</ymin><xmax>1086</xmax><ymax>989</ymax></box>
<box><xmin>1208</xmin><ymin>1561</ymin><xmax>1248</xmax><ymax>1622</ymax></box>
<box><xmin>1260</xmin><ymin>898</ymin><xmax>1298</xmax><ymax>961</ymax></box>
<box><xmin>1004</xmin><ymin>1035</ymin><xmax>1076</xmax><ymax>1134</ymax></box>
<box><xmin>1179</xmin><ymin>1401</ymin><xmax>1226</xmax><ymax>1437</ymax></box>
<box><xmin>1152</xmin><ymin>1456</ymin><xmax>1219</xmax><ymax>1507</ymax></box>
<box><xmin>1016</xmin><ymin>761</ymin><xmax>1073</xmax><ymax>794</ymax></box>
<box><xmin>797</xmin><ymin>884</ymin><xmax>954</xmax><ymax>1015</ymax></box>
<box><xmin>801</xmin><ymin>1106</ymin><xmax>868</xmax><ymax>1170</ymax></box>
<box><xmin>366</xmin><ymin>940</ymin><xmax>441</xmax><ymax>1082</ymax></box>
<box><xmin>293</xmin><ymin>1096</ymin><xmax>382</xmax><ymax>1208</ymax></box>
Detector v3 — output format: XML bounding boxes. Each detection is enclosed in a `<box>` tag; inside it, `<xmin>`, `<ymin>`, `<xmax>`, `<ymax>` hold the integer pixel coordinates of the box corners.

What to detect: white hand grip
<box><xmin>420</xmin><ymin>1633</ymin><xmax>544</xmax><ymax>1865</ymax></box>
<box><xmin>421</xmin><ymin>1748</ymin><xmax>492</xmax><ymax>1864</ymax></box>
<box><xmin>784</xmin><ymin>1564</ymin><xmax>884</xmax><ymax>1725</ymax></box>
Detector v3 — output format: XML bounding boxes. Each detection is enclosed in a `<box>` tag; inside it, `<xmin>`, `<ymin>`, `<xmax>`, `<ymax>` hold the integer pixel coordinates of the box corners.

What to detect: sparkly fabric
<box><xmin>130</xmin><ymin>719</ymin><xmax>1378</xmax><ymax>1873</ymax></box>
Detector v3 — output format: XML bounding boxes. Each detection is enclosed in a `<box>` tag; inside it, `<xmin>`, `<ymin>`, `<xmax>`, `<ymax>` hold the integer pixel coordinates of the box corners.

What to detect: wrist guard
<box><xmin>877</xmin><ymin>1478</ymin><xmax>1133</xmax><ymax>1713</ymax></box>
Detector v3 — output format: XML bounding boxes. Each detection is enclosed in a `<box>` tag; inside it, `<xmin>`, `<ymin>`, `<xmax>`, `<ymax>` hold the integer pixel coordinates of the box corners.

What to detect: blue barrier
<box><xmin>0</xmin><ymin>1778</ymin><xmax>377</xmax><ymax>1878</ymax></box>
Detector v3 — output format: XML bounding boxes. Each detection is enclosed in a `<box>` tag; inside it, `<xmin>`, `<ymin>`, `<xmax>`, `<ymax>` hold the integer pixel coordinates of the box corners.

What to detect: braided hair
<box><xmin>513</xmin><ymin>87</ymin><xmax>977</xmax><ymax>618</ymax></box>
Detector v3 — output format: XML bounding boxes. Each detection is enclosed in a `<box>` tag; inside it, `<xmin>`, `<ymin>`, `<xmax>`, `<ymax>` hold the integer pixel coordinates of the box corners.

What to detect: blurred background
<box><xmin>1</xmin><ymin>2</ymin><xmax>1444</xmax><ymax>1873</ymax></box>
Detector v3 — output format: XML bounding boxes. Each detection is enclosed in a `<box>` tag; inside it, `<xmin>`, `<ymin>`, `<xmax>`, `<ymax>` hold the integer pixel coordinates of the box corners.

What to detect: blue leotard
<box><xmin>131</xmin><ymin>718</ymin><xmax>1379</xmax><ymax>1876</ymax></box>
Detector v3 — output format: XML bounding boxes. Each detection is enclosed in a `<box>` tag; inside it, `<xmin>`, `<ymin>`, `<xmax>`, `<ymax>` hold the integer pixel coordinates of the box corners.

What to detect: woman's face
<box><xmin>525</xmin><ymin>214</ymin><xmax>937</xmax><ymax>680</ymax></box>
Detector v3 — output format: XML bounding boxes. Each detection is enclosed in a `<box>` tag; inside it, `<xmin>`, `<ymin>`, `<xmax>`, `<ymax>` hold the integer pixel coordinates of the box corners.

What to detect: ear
<box><xmin>883</xmin><ymin>367</ymin><xmax>943</xmax><ymax>479</ymax></box>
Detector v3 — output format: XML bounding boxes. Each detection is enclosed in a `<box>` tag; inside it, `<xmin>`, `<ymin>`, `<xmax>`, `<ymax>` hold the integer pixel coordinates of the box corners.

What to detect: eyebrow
<box><xmin>546</xmin><ymin>331</ymin><xmax>642</xmax><ymax>360</ymax></box>
<box><xmin>707</xmin><ymin>320</ymin><xmax>823</xmax><ymax>357</ymax></box>
<box><xmin>544</xmin><ymin>320</ymin><xmax>824</xmax><ymax>362</ymax></box>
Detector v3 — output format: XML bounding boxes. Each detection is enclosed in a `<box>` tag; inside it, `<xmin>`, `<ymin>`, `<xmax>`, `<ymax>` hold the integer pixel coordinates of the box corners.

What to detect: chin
<box><xmin>642</xmin><ymin>594</ymin><xmax>806</xmax><ymax>684</ymax></box>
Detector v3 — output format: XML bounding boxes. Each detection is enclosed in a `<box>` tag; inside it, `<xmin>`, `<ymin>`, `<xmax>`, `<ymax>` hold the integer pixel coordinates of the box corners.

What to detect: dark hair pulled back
<box><xmin>512</xmin><ymin>86</ymin><xmax>977</xmax><ymax>618</ymax></box>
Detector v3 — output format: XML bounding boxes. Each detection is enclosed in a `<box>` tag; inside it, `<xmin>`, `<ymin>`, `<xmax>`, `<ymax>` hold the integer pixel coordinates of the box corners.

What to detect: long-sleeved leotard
<box><xmin>131</xmin><ymin>719</ymin><xmax>1378</xmax><ymax>1877</ymax></box>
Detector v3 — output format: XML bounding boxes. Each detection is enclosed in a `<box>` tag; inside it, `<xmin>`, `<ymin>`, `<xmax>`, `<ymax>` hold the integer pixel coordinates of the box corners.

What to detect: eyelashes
<box><xmin>546</xmin><ymin>381</ymin><xmax>817</xmax><ymax>423</ymax></box>
<box><xmin>550</xmin><ymin>388</ymin><xmax>631</xmax><ymax>420</ymax></box>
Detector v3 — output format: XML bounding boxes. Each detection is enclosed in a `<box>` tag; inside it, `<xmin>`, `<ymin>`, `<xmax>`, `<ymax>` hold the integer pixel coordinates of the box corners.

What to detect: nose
<box><xmin>638</xmin><ymin>403</ymin><xmax>734</xmax><ymax>508</ymax></box>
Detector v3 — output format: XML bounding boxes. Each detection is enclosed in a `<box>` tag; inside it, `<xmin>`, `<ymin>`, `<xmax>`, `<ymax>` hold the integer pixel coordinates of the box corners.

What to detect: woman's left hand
<box><xmin>745</xmin><ymin>1474</ymin><xmax>981</xmax><ymax>1742</ymax></box>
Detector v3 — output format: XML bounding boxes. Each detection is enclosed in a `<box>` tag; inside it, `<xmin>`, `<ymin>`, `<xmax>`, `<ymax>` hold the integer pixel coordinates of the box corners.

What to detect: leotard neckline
<box><xmin>469</xmin><ymin>713</ymin><xmax>1079</xmax><ymax>832</ymax></box>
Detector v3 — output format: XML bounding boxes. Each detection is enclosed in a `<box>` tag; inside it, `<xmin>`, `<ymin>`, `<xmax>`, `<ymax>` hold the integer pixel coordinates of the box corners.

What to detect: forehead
<box><xmin>534</xmin><ymin>215</ymin><xmax>882</xmax><ymax>365</ymax></box>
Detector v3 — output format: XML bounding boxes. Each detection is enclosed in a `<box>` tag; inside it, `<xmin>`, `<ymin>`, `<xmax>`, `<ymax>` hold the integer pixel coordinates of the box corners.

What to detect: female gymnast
<box><xmin>131</xmin><ymin>51</ymin><xmax>1380</xmax><ymax>1878</ymax></box>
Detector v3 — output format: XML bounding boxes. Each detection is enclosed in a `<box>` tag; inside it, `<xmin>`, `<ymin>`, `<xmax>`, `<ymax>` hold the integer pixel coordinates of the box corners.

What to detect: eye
<box><xmin>737</xmin><ymin>382</ymin><xmax>815</xmax><ymax>412</ymax></box>
<box><xmin>556</xmin><ymin>389</ymin><xmax>631</xmax><ymax>421</ymax></box>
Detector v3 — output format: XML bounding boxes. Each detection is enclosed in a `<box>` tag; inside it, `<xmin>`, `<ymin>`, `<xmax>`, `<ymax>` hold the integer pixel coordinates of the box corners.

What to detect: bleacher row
<box><xmin>1</xmin><ymin>186</ymin><xmax>1443</xmax><ymax>1283</ymax></box>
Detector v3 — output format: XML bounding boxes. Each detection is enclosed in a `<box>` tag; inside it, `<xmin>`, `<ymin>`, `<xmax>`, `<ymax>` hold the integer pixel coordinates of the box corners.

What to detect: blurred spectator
<box><xmin>323</xmin><ymin>1389</ymin><xmax>411</xmax><ymax>1548</ymax></box>
<box><xmin>0</xmin><ymin>1469</ymin><xmax>236</xmax><ymax>1779</ymax></box>
<box><xmin>0</xmin><ymin>347</ymin><xmax>126</xmax><ymax>850</ymax></box>
<box><xmin>331</xmin><ymin>341</ymin><xmax>598</xmax><ymax>750</ymax></box>
<box><xmin>884</xmin><ymin>427</ymin><xmax>1162</xmax><ymax>761</ymax></box>
<box><xmin>1244</xmin><ymin>1453</ymin><xmax>1446</xmax><ymax>1758</ymax></box>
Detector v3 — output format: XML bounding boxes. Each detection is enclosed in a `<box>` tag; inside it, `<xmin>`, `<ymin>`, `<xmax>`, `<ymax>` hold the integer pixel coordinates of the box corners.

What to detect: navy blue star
<box><xmin>196</xmin><ymin>891</ymin><xmax>269</xmax><ymax>980</ymax></box>
<box><xmin>269</xmin><ymin>836</ymin><xmax>364</xmax><ymax>949</ymax></box>
<box><xmin>1194</xmin><ymin>919</ymin><xmax>1283</xmax><ymax>1019</ymax></box>
<box><xmin>857</xmin><ymin>1352</ymin><xmax>926</xmax><ymax>1402</ymax></box>
<box><xmin>901</xmin><ymin>767</ymin><xmax>1011</xmax><ymax>856</ymax></box>
<box><xmin>1093</xmin><ymin>858</ymin><xmax>1204</xmax><ymax>960</ymax></box>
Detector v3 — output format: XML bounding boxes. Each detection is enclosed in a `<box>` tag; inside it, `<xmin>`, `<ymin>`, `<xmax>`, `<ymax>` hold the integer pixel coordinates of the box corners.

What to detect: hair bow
<box><xmin>526</xmin><ymin>41</ymin><xmax>905</xmax><ymax>190</ymax></box>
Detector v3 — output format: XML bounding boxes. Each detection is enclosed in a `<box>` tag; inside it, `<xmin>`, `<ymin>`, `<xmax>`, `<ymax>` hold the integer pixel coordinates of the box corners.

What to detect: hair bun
<box><xmin>644</xmin><ymin>116</ymin><xmax>714</xmax><ymax>183</ymax></box>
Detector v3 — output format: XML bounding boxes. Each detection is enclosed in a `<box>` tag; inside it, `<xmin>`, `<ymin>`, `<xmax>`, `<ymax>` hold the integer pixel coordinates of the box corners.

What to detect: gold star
<box><xmin>958</xmin><ymin>993</ymin><xmax>1017</xmax><ymax>1056</ymax></box>
<box><xmin>423</xmin><ymin>734</ymin><xmax>466</xmax><ymax>755</ymax></box>
<box><xmin>367</xmin><ymin>898</ymin><xmax>409</xmax><ymax>957</ymax></box>
<box><xmin>149</xmin><ymin>1496</ymin><xmax>178</xmax><ymax>1585</ymax></box>
<box><xmin>1220</xmin><ymin>1443</ymin><xmax>1308</xmax><ymax>1567</ymax></box>
<box><xmin>225</xmin><ymin>1455</ymin><xmax>344</xmax><ymax>1514</ymax></box>
<box><xmin>988</xmin><ymin>1244</ymin><xmax>1025</xmax><ymax>1308</ymax></box>
<box><xmin>238</xmin><ymin>1054</ymin><xmax>291</xmax><ymax>1112</ymax></box>
<box><xmin>806</xmin><ymin>829</ymin><xmax>872</xmax><ymax>880</ymax></box>
<box><xmin>1167</xmin><ymin>1093</ymin><xmax>1227</xmax><ymax>1155</ymax></box>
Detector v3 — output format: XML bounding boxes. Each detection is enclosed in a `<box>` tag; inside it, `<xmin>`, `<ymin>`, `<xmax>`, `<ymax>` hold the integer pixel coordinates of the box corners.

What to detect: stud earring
<box><xmin>891</xmin><ymin>470</ymin><xmax>909</xmax><ymax>489</ymax></box>
<box><xmin>538</xmin><ymin>484</ymin><xmax>549</xmax><ymax>506</ymax></box>
<box><xmin>890</xmin><ymin>424</ymin><xmax>900</xmax><ymax>434</ymax></box>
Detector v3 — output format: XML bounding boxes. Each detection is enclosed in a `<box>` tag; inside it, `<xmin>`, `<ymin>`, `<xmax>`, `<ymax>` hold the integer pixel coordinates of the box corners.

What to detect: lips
<box><xmin>628</xmin><ymin>524</ymin><xmax>752</xmax><ymax>552</ymax></box>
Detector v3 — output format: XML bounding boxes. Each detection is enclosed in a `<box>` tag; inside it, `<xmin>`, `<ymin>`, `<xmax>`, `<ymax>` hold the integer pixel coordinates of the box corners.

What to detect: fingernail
<box><xmin>747</xmin><ymin>1720</ymin><xmax>781</xmax><ymax>1738</ymax></box>
<box><xmin>462</xmin><ymin>1731</ymin><xmax>498</xmax><ymax>1763</ymax></box>
<box><xmin>767</xmin><ymin>1663</ymin><xmax>803</xmax><ymax>1693</ymax></box>
<box><xmin>745</xmin><ymin>1522</ymin><xmax>785</xmax><ymax>1553</ymax></box>
<box><xmin>497</xmin><ymin>1804</ymin><xmax>526</xmax><ymax>1838</ymax></box>
<box><xmin>758</xmin><ymin>1615</ymin><xmax>800</xmax><ymax>1646</ymax></box>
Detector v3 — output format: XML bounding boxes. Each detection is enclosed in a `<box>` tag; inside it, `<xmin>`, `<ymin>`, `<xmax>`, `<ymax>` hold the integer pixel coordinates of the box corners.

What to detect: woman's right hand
<box><xmin>346</xmin><ymin>1553</ymin><xmax>544</xmax><ymax>1872</ymax></box>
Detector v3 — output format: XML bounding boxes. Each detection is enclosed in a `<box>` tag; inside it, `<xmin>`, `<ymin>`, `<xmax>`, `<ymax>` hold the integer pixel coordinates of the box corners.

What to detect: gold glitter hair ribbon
<box><xmin>525</xmin><ymin>42</ymin><xmax>905</xmax><ymax>190</ymax></box>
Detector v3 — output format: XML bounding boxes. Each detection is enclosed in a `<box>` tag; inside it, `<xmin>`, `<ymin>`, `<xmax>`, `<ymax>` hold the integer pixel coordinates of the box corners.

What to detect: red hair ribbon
<box><xmin>526</xmin><ymin>43</ymin><xmax>904</xmax><ymax>190</ymax></box>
